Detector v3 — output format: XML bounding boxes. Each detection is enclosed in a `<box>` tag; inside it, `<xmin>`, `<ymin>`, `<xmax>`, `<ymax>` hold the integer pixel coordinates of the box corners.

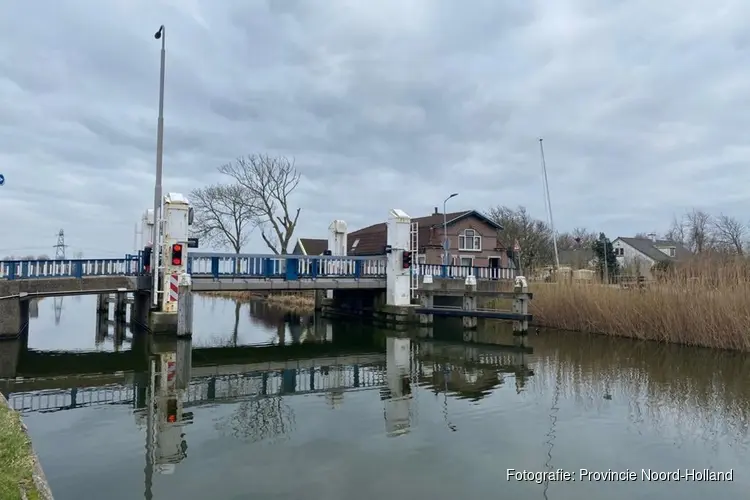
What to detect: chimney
<box><xmin>647</xmin><ymin>232</ymin><xmax>657</xmax><ymax>243</ymax></box>
<box><xmin>434</xmin><ymin>206</ymin><xmax>439</xmax><ymax>215</ymax></box>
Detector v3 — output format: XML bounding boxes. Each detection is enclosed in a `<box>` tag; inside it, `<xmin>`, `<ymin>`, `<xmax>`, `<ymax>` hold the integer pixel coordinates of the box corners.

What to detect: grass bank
<box><xmin>200</xmin><ymin>290</ymin><xmax>315</xmax><ymax>311</ymax></box>
<box><xmin>0</xmin><ymin>394</ymin><xmax>41</xmax><ymax>500</ymax></box>
<box><xmin>529</xmin><ymin>257</ymin><xmax>750</xmax><ymax>351</ymax></box>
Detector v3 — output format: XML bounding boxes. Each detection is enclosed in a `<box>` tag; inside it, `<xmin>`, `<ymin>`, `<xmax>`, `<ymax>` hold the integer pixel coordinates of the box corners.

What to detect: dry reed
<box><xmin>529</xmin><ymin>256</ymin><xmax>750</xmax><ymax>351</ymax></box>
<box><xmin>199</xmin><ymin>290</ymin><xmax>315</xmax><ymax>311</ymax></box>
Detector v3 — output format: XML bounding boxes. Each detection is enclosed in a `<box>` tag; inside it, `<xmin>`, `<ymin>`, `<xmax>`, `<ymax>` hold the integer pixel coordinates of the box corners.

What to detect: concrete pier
<box><xmin>131</xmin><ymin>292</ymin><xmax>151</xmax><ymax>329</ymax></box>
<box><xmin>512</xmin><ymin>276</ymin><xmax>529</xmax><ymax>337</ymax></box>
<box><xmin>419</xmin><ymin>275</ymin><xmax>434</xmax><ymax>324</ymax></box>
<box><xmin>114</xmin><ymin>291</ymin><xmax>128</xmax><ymax>321</ymax></box>
<box><xmin>0</xmin><ymin>298</ymin><xmax>29</xmax><ymax>339</ymax></box>
<box><xmin>176</xmin><ymin>274</ymin><xmax>193</xmax><ymax>337</ymax></box>
<box><xmin>462</xmin><ymin>276</ymin><xmax>478</xmax><ymax>330</ymax></box>
<box><xmin>0</xmin><ymin>336</ymin><xmax>23</xmax><ymax>379</ymax></box>
<box><xmin>96</xmin><ymin>294</ymin><xmax>108</xmax><ymax>315</ymax></box>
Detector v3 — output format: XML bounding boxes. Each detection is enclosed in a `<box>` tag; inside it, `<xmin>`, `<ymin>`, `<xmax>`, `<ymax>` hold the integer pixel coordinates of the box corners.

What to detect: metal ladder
<box><xmin>410</xmin><ymin>222</ymin><xmax>419</xmax><ymax>300</ymax></box>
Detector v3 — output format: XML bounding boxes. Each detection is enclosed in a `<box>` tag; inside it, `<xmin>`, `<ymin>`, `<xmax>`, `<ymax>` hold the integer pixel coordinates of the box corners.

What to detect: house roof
<box><xmin>616</xmin><ymin>237</ymin><xmax>691</xmax><ymax>262</ymax></box>
<box><xmin>296</xmin><ymin>238</ymin><xmax>328</xmax><ymax>255</ymax></box>
<box><xmin>347</xmin><ymin>210</ymin><xmax>503</xmax><ymax>256</ymax></box>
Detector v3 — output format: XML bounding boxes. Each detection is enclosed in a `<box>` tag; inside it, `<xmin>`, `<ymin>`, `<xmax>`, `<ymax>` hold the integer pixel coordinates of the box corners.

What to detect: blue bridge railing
<box><xmin>187</xmin><ymin>253</ymin><xmax>387</xmax><ymax>280</ymax></box>
<box><xmin>0</xmin><ymin>252</ymin><xmax>516</xmax><ymax>281</ymax></box>
<box><xmin>0</xmin><ymin>255</ymin><xmax>142</xmax><ymax>280</ymax></box>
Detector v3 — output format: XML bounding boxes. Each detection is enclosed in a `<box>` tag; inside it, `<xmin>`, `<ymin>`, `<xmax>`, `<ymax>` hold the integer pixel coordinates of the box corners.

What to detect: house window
<box><xmin>459</xmin><ymin>256</ymin><xmax>474</xmax><ymax>267</ymax></box>
<box><xmin>668</xmin><ymin>247</ymin><xmax>675</xmax><ymax>257</ymax></box>
<box><xmin>417</xmin><ymin>254</ymin><xmax>426</xmax><ymax>264</ymax></box>
<box><xmin>615</xmin><ymin>248</ymin><xmax>624</xmax><ymax>257</ymax></box>
<box><xmin>458</xmin><ymin>229</ymin><xmax>482</xmax><ymax>251</ymax></box>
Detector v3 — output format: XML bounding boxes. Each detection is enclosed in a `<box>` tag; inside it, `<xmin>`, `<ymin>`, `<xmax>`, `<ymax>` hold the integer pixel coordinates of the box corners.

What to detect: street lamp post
<box><xmin>443</xmin><ymin>193</ymin><xmax>459</xmax><ymax>265</ymax></box>
<box><xmin>151</xmin><ymin>25</ymin><xmax>166</xmax><ymax>307</ymax></box>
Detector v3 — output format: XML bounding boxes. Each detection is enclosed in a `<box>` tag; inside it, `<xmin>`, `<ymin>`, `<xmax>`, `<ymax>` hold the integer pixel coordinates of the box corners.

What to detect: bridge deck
<box><xmin>1</xmin><ymin>253</ymin><xmax>517</xmax><ymax>290</ymax></box>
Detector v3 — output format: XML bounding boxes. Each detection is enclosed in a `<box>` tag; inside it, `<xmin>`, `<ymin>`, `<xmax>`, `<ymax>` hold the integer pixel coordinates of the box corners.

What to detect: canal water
<box><xmin>2</xmin><ymin>295</ymin><xmax>748</xmax><ymax>499</ymax></box>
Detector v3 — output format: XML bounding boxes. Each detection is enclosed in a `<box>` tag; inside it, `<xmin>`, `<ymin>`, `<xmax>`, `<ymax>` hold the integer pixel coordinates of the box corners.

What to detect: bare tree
<box><xmin>663</xmin><ymin>215</ymin><xmax>685</xmax><ymax>246</ymax></box>
<box><xmin>712</xmin><ymin>214</ymin><xmax>746</xmax><ymax>255</ymax></box>
<box><xmin>190</xmin><ymin>183</ymin><xmax>258</xmax><ymax>254</ymax></box>
<box><xmin>486</xmin><ymin>205</ymin><xmax>555</xmax><ymax>271</ymax></box>
<box><xmin>557</xmin><ymin>227</ymin><xmax>597</xmax><ymax>250</ymax></box>
<box><xmin>219</xmin><ymin>154</ymin><xmax>301</xmax><ymax>255</ymax></box>
<box><xmin>684</xmin><ymin>209</ymin><xmax>714</xmax><ymax>253</ymax></box>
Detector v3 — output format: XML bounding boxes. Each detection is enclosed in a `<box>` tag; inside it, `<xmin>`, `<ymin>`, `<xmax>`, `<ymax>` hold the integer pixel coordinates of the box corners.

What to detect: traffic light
<box><xmin>402</xmin><ymin>251</ymin><xmax>412</xmax><ymax>269</ymax></box>
<box><xmin>171</xmin><ymin>243</ymin><xmax>183</xmax><ymax>266</ymax></box>
<box><xmin>166</xmin><ymin>397</ymin><xmax>178</xmax><ymax>423</ymax></box>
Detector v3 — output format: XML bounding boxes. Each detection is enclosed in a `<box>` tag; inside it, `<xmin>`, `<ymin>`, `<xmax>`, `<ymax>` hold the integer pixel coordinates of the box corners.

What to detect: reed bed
<box><xmin>199</xmin><ymin>290</ymin><xmax>315</xmax><ymax>310</ymax></box>
<box><xmin>529</xmin><ymin>256</ymin><xmax>750</xmax><ymax>351</ymax></box>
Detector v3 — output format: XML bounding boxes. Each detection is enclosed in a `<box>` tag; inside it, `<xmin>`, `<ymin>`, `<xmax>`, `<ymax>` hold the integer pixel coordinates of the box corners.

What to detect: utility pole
<box><xmin>53</xmin><ymin>229</ymin><xmax>67</xmax><ymax>260</ymax></box>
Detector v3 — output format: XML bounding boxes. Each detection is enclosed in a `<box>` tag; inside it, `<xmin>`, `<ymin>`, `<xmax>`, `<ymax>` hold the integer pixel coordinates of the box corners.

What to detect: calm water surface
<box><xmin>3</xmin><ymin>295</ymin><xmax>748</xmax><ymax>499</ymax></box>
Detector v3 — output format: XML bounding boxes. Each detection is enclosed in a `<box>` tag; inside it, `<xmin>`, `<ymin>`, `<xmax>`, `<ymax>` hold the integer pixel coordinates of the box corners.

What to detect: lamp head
<box><xmin>154</xmin><ymin>25</ymin><xmax>164</xmax><ymax>39</ymax></box>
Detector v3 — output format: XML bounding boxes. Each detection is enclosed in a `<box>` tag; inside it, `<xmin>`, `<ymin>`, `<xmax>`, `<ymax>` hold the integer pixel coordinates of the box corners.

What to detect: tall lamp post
<box><xmin>151</xmin><ymin>25</ymin><xmax>166</xmax><ymax>307</ymax></box>
<box><xmin>443</xmin><ymin>193</ymin><xmax>459</xmax><ymax>265</ymax></box>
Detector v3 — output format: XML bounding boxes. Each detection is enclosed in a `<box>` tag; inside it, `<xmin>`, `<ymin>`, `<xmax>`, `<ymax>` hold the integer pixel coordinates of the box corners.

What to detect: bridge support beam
<box><xmin>462</xmin><ymin>276</ymin><xmax>478</xmax><ymax>330</ymax></box>
<box><xmin>386</xmin><ymin>209</ymin><xmax>412</xmax><ymax>306</ymax></box>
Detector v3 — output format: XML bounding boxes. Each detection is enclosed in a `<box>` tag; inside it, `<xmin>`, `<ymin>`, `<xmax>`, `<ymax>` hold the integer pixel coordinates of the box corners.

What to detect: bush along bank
<box><xmin>0</xmin><ymin>392</ymin><xmax>54</xmax><ymax>500</ymax></box>
<box><xmin>527</xmin><ymin>257</ymin><xmax>750</xmax><ymax>351</ymax></box>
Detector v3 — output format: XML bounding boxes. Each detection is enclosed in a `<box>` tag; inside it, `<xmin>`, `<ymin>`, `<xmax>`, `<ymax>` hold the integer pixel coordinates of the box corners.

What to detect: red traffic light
<box><xmin>171</xmin><ymin>243</ymin><xmax>184</xmax><ymax>266</ymax></box>
<box><xmin>402</xmin><ymin>251</ymin><xmax>412</xmax><ymax>269</ymax></box>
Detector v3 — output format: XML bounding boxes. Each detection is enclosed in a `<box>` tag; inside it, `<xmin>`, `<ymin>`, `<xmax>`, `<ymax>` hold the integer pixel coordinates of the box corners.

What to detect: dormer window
<box><xmin>668</xmin><ymin>247</ymin><xmax>675</xmax><ymax>257</ymax></box>
<box><xmin>459</xmin><ymin>229</ymin><xmax>482</xmax><ymax>251</ymax></box>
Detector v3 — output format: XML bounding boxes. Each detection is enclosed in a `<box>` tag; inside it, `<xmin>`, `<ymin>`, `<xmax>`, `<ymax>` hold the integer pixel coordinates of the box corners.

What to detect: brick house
<box><xmin>293</xmin><ymin>208</ymin><xmax>511</xmax><ymax>269</ymax></box>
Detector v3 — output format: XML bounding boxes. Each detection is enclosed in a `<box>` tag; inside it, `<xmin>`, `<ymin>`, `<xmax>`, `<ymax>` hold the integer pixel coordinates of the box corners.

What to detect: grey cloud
<box><xmin>1</xmin><ymin>0</ymin><xmax>750</xmax><ymax>256</ymax></box>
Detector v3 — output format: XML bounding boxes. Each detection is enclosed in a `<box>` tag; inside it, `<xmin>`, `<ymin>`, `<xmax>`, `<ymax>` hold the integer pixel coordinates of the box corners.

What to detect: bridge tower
<box><xmin>150</xmin><ymin>193</ymin><xmax>193</xmax><ymax>333</ymax></box>
<box><xmin>386</xmin><ymin>209</ymin><xmax>412</xmax><ymax>306</ymax></box>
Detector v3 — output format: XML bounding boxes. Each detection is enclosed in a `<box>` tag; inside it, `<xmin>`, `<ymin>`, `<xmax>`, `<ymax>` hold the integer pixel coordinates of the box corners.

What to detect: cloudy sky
<box><xmin>1</xmin><ymin>0</ymin><xmax>749</xmax><ymax>257</ymax></box>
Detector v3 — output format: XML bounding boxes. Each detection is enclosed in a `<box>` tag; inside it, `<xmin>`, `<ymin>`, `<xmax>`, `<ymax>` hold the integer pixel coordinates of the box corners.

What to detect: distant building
<box><xmin>291</xmin><ymin>238</ymin><xmax>328</xmax><ymax>256</ymax></box>
<box><xmin>293</xmin><ymin>209</ymin><xmax>513</xmax><ymax>269</ymax></box>
<box><xmin>612</xmin><ymin>235</ymin><xmax>691</xmax><ymax>279</ymax></box>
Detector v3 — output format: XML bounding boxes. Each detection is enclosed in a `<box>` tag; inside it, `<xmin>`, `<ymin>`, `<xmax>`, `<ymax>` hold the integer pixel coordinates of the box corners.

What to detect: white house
<box><xmin>612</xmin><ymin>234</ymin><xmax>691</xmax><ymax>279</ymax></box>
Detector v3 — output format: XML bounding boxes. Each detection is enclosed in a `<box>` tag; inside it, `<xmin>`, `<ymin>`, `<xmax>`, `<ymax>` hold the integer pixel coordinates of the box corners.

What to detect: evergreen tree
<box><xmin>591</xmin><ymin>233</ymin><xmax>618</xmax><ymax>282</ymax></box>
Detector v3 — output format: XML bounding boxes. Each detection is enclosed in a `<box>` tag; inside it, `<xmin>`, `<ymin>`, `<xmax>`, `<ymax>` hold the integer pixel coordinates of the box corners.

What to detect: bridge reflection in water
<box><xmin>1</xmin><ymin>325</ymin><xmax>533</xmax><ymax>495</ymax></box>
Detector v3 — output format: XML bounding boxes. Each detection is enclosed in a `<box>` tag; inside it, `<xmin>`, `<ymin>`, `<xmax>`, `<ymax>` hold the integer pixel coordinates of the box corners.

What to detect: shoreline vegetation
<box><xmin>202</xmin><ymin>256</ymin><xmax>750</xmax><ymax>351</ymax></box>
<box><xmin>200</xmin><ymin>290</ymin><xmax>315</xmax><ymax>312</ymax></box>
<box><xmin>530</xmin><ymin>256</ymin><xmax>750</xmax><ymax>351</ymax></box>
<box><xmin>0</xmin><ymin>394</ymin><xmax>41</xmax><ymax>500</ymax></box>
